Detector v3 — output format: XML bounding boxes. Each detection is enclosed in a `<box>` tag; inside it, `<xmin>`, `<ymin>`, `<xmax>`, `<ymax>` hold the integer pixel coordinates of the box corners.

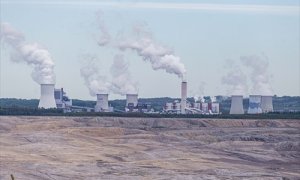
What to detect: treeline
<box><xmin>1</xmin><ymin>106</ymin><xmax>299</xmax><ymax>119</ymax></box>
<box><xmin>0</xmin><ymin>106</ymin><xmax>63</xmax><ymax>116</ymax></box>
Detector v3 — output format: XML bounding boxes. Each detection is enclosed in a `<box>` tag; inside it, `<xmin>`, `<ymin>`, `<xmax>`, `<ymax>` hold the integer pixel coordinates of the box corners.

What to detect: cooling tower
<box><xmin>229</xmin><ymin>95</ymin><xmax>244</xmax><ymax>114</ymax></box>
<box><xmin>211</xmin><ymin>103</ymin><xmax>220</xmax><ymax>114</ymax></box>
<box><xmin>38</xmin><ymin>84</ymin><xmax>57</xmax><ymax>109</ymax></box>
<box><xmin>95</xmin><ymin>94</ymin><xmax>109</xmax><ymax>112</ymax></box>
<box><xmin>248</xmin><ymin>95</ymin><xmax>262</xmax><ymax>114</ymax></box>
<box><xmin>181</xmin><ymin>81</ymin><xmax>187</xmax><ymax>114</ymax></box>
<box><xmin>126</xmin><ymin>94</ymin><xmax>138</xmax><ymax>107</ymax></box>
<box><xmin>261</xmin><ymin>96</ymin><xmax>273</xmax><ymax>113</ymax></box>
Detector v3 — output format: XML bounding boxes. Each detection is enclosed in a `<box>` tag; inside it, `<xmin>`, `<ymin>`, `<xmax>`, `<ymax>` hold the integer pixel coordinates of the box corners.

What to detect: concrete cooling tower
<box><xmin>95</xmin><ymin>94</ymin><xmax>109</xmax><ymax>112</ymax></box>
<box><xmin>38</xmin><ymin>84</ymin><xmax>57</xmax><ymax>109</ymax></box>
<box><xmin>181</xmin><ymin>81</ymin><xmax>187</xmax><ymax>114</ymax></box>
<box><xmin>229</xmin><ymin>95</ymin><xmax>244</xmax><ymax>114</ymax></box>
<box><xmin>261</xmin><ymin>96</ymin><xmax>273</xmax><ymax>113</ymax></box>
<box><xmin>248</xmin><ymin>95</ymin><xmax>262</xmax><ymax>114</ymax></box>
<box><xmin>126</xmin><ymin>94</ymin><xmax>138</xmax><ymax>107</ymax></box>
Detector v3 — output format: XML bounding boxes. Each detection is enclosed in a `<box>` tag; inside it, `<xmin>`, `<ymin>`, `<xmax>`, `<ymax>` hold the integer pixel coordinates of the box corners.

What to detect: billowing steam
<box><xmin>95</xmin><ymin>11</ymin><xmax>111</xmax><ymax>46</ymax></box>
<box><xmin>222</xmin><ymin>59</ymin><xmax>248</xmax><ymax>95</ymax></box>
<box><xmin>0</xmin><ymin>22</ymin><xmax>56</xmax><ymax>84</ymax></box>
<box><xmin>110</xmin><ymin>54</ymin><xmax>138</xmax><ymax>95</ymax></box>
<box><xmin>118</xmin><ymin>26</ymin><xmax>186</xmax><ymax>79</ymax></box>
<box><xmin>80</xmin><ymin>55</ymin><xmax>110</xmax><ymax>96</ymax></box>
<box><xmin>222</xmin><ymin>55</ymin><xmax>273</xmax><ymax>95</ymax></box>
<box><xmin>240</xmin><ymin>55</ymin><xmax>273</xmax><ymax>95</ymax></box>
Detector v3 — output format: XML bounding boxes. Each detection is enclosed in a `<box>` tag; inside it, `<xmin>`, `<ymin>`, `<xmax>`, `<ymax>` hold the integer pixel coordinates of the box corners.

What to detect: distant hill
<box><xmin>1</xmin><ymin>96</ymin><xmax>300</xmax><ymax>113</ymax></box>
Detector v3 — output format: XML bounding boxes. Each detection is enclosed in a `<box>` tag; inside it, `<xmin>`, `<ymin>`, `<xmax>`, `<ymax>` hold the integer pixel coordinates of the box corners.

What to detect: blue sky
<box><xmin>1</xmin><ymin>0</ymin><xmax>299</xmax><ymax>100</ymax></box>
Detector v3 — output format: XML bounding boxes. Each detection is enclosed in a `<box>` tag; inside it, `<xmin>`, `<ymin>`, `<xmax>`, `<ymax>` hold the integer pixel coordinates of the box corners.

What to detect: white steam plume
<box><xmin>0</xmin><ymin>22</ymin><xmax>55</xmax><ymax>84</ymax></box>
<box><xmin>118</xmin><ymin>26</ymin><xmax>186</xmax><ymax>79</ymax></box>
<box><xmin>80</xmin><ymin>55</ymin><xmax>110</xmax><ymax>96</ymax></box>
<box><xmin>96</xmin><ymin>10</ymin><xmax>111</xmax><ymax>46</ymax></box>
<box><xmin>222</xmin><ymin>59</ymin><xmax>248</xmax><ymax>95</ymax></box>
<box><xmin>240</xmin><ymin>54</ymin><xmax>273</xmax><ymax>95</ymax></box>
<box><xmin>110</xmin><ymin>54</ymin><xmax>138</xmax><ymax>95</ymax></box>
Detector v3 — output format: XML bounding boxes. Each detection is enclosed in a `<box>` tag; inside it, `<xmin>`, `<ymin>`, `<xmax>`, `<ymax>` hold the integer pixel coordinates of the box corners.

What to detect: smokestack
<box><xmin>38</xmin><ymin>84</ymin><xmax>56</xmax><ymax>109</ymax></box>
<box><xmin>181</xmin><ymin>81</ymin><xmax>187</xmax><ymax>114</ymax></box>
<box><xmin>248</xmin><ymin>95</ymin><xmax>262</xmax><ymax>114</ymax></box>
<box><xmin>95</xmin><ymin>94</ymin><xmax>109</xmax><ymax>112</ymax></box>
<box><xmin>230</xmin><ymin>95</ymin><xmax>244</xmax><ymax>114</ymax></box>
<box><xmin>261</xmin><ymin>96</ymin><xmax>273</xmax><ymax>113</ymax></box>
<box><xmin>126</xmin><ymin>94</ymin><xmax>138</xmax><ymax>107</ymax></box>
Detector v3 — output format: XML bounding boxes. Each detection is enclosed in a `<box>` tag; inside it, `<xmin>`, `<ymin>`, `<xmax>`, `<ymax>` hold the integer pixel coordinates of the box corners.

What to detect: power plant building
<box><xmin>54</xmin><ymin>88</ymin><xmax>72</xmax><ymax>110</ymax></box>
<box><xmin>230</xmin><ymin>95</ymin><xmax>244</xmax><ymax>114</ymax></box>
<box><xmin>38</xmin><ymin>84</ymin><xmax>57</xmax><ymax>109</ymax></box>
<box><xmin>95</xmin><ymin>94</ymin><xmax>110</xmax><ymax>112</ymax></box>
<box><xmin>261</xmin><ymin>96</ymin><xmax>273</xmax><ymax>113</ymax></box>
<box><xmin>181</xmin><ymin>81</ymin><xmax>187</xmax><ymax>114</ymax></box>
<box><xmin>125</xmin><ymin>94</ymin><xmax>138</xmax><ymax>112</ymax></box>
<box><xmin>248</xmin><ymin>95</ymin><xmax>263</xmax><ymax>114</ymax></box>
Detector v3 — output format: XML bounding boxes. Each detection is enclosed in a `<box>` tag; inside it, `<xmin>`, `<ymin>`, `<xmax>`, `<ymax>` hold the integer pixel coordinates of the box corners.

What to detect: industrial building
<box><xmin>230</xmin><ymin>95</ymin><xmax>244</xmax><ymax>114</ymax></box>
<box><xmin>247</xmin><ymin>95</ymin><xmax>273</xmax><ymax>114</ymax></box>
<box><xmin>38</xmin><ymin>84</ymin><xmax>57</xmax><ymax>109</ymax></box>
<box><xmin>164</xmin><ymin>97</ymin><xmax>220</xmax><ymax>115</ymax></box>
<box><xmin>54</xmin><ymin>88</ymin><xmax>72</xmax><ymax>112</ymax></box>
<box><xmin>94</xmin><ymin>94</ymin><xmax>113</xmax><ymax>112</ymax></box>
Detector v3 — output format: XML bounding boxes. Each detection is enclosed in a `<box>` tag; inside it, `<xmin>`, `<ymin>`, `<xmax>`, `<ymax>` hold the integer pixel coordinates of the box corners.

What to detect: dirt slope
<box><xmin>0</xmin><ymin>116</ymin><xmax>299</xmax><ymax>179</ymax></box>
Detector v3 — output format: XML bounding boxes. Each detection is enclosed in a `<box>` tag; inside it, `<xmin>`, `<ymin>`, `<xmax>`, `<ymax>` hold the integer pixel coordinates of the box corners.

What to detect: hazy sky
<box><xmin>1</xmin><ymin>0</ymin><xmax>299</xmax><ymax>100</ymax></box>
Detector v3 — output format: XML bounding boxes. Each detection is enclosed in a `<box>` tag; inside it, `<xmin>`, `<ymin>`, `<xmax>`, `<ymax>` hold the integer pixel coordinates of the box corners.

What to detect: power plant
<box><xmin>248</xmin><ymin>95</ymin><xmax>263</xmax><ymax>114</ymax></box>
<box><xmin>36</xmin><ymin>81</ymin><xmax>275</xmax><ymax>115</ymax></box>
<box><xmin>181</xmin><ymin>81</ymin><xmax>187</xmax><ymax>114</ymax></box>
<box><xmin>125</xmin><ymin>94</ymin><xmax>138</xmax><ymax>112</ymax></box>
<box><xmin>230</xmin><ymin>95</ymin><xmax>244</xmax><ymax>114</ymax></box>
<box><xmin>95</xmin><ymin>94</ymin><xmax>109</xmax><ymax>112</ymax></box>
<box><xmin>261</xmin><ymin>96</ymin><xmax>273</xmax><ymax>113</ymax></box>
<box><xmin>38</xmin><ymin>84</ymin><xmax>57</xmax><ymax>109</ymax></box>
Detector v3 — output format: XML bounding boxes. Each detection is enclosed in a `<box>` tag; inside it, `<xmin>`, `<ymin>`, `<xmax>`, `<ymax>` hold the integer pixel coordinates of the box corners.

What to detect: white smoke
<box><xmin>80</xmin><ymin>55</ymin><xmax>110</xmax><ymax>96</ymax></box>
<box><xmin>222</xmin><ymin>59</ymin><xmax>248</xmax><ymax>95</ymax></box>
<box><xmin>118</xmin><ymin>26</ymin><xmax>186</xmax><ymax>79</ymax></box>
<box><xmin>240</xmin><ymin>55</ymin><xmax>273</xmax><ymax>95</ymax></box>
<box><xmin>0</xmin><ymin>22</ymin><xmax>56</xmax><ymax>84</ymax></box>
<box><xmin>96</xmin><ymin>10</ymin><xmax>111</xmax><ymax>46</ymax></box>
<box><xmin>110</xmin><ymin>54</ymin><xmax>138</xmax><ymax>95</ymax></box>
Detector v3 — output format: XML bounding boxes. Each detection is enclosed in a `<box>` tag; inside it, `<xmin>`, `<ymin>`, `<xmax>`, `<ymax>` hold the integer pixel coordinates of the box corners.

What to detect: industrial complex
<box><xmin>37</xmin><ymin>81</ymin><xmax>274</xmax><ymax>115</ymax></box>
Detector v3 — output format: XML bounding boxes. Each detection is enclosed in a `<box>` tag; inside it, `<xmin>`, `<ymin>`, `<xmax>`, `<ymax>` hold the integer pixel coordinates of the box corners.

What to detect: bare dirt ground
<box><xmin>0</xmin><ymin>116</ymin><xmax>299</xmax><ymax>180</ymax></box>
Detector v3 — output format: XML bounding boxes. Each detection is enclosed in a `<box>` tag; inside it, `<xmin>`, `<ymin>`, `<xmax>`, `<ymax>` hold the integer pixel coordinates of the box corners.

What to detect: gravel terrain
<box><xmin>0</xmin><ymin>116</ymin><xmax>299</xmax><ymax>180</ymax></box>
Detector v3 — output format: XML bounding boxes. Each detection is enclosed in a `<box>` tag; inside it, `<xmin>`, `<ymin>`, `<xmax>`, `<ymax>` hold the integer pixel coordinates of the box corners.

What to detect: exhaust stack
<box><xmin>38</xmin><ymin>84</ymin><xmax>57</xmax><ymax>109</ymax></box>
<box><xmin>95</xmin><ymin>94</ymin><xmax>109</xmax><ymax>112</ymax></box>
<box><xmin>181</xmin><ymin>81</ymin><xmax>187</xmax><ymax>114</ymax></box>
<box><xmin>230</xmin><ymin>95</ymin><xmax>244</xmax><ymax>114</ymax></box>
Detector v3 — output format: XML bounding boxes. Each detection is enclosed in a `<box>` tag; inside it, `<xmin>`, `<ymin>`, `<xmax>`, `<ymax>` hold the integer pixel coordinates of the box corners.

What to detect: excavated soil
<box><xmin>0</xmin><ymin>116</ymin><xmax>299</xmax><ymax>180</ymax></box>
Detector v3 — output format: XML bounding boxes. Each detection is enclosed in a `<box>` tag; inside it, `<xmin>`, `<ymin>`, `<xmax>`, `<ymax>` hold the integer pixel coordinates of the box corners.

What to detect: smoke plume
<box><xmin>110</xmin><ymin>54</ymin><xmax>138</xmax><ymax>95</ymax></box>
<box><xmin>240</xmin><ymin>55</ymin><xmax>273</xmax><ymax>95</ymax></box>
<box><xmin>96</xmin><ymin>11</ymin><xmax>111</xmax><ymax>46</ymax></box>
<box><xmin>80</xmin><ymin>55</ymin><xmax>110</xmax><ymax>96</ymax></box>
<box><xmin>222</xmin><ymin>59</ymin><xmax>248</xmax><ymax>95</ymax></box>
<box><xmin>118</xmin><ymin>26</ymin><xmax>186</xmax><ymax>79</ymax></box>
<box><xmin>0</xmin><ymin>22</ymin><xmax>56</xmax><ymax>84</ymax></box>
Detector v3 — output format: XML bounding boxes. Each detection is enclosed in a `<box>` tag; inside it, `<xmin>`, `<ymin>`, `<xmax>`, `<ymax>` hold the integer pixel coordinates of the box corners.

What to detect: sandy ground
<box><xmin>0</xmin><ymin>116</ymin><xmax>299</xmax><ymax>180</ymax></box>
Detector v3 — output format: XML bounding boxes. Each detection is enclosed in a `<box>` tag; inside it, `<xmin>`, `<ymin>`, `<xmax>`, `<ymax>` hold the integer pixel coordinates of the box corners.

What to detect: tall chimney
<box><xmin>248</xmin><ymin>95</ymin><xmax>262</xmax><ymax>114</ymax></box>
<box><xmin>95</xmin><ymin>94</ymin><xmax>109</xmax><ymax>112</ymax></box>
<box><xmin>181</xmin><ymin>81</ymin><xmax>187</xmax><ymax>114</ymax></box>
<box><xmin>261</xmin><ymin>96</ymin><xmax>273</xmax><ymax>113</ymax></box>
<box><xmin>229</xmin><ymin>95</ymin><xmax>244</xmax><ymax>114</ymax></box>
<box><xmin>38</xmin><ymin>84</ymin><xmax>57</xmax><ymax>109</ymax></box>
<box><xmin>126</xmin><ymin>94</ymin><xmax>138</xmax><ymax>107</ymax></box>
